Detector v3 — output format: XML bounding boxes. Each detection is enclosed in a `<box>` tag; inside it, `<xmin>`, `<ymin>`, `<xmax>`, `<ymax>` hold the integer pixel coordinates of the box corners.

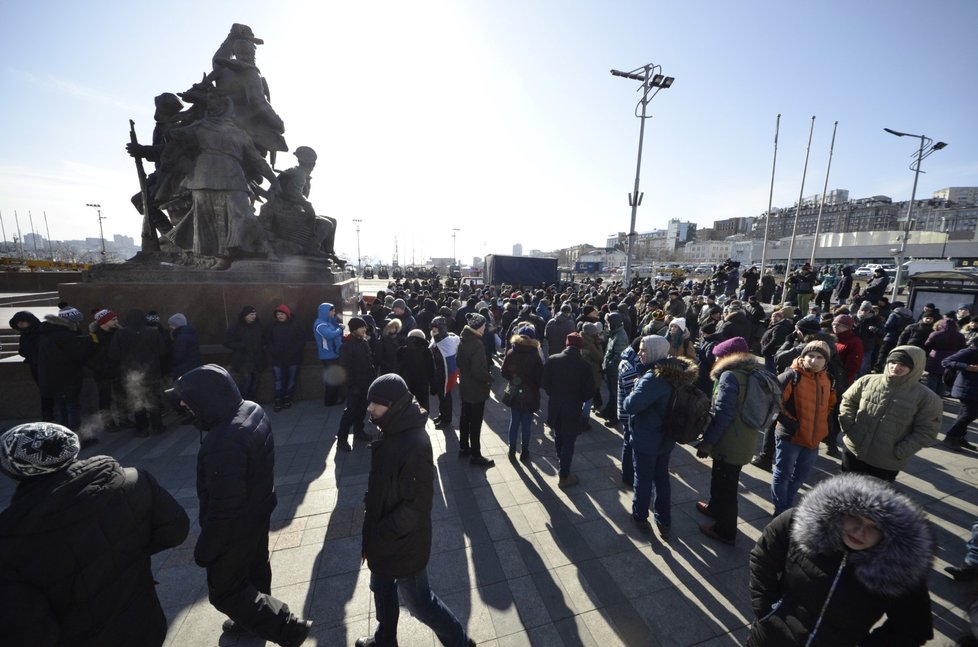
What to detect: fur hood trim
<box><xmin>791</xmin><ymin>473</ymin><xmax>934</xmax><ymax>597</ymax></box>
<box><xmin>43</xmin><ymin>313</ymin><xmax>79</xmax><ymax>332</ymax></box>
<box><xmin>709</xmin><ymin>352</ymin><xmax>758</xmax><ymax>382</ymax></box>
<box><xmin>652</xmin><ymin>356</ymin><xmax>698</xmax><ymax>388</ymax></box>
<box><xmin>510</xmin><ymin>334</ymin><xmax>540</xmax><ymax>349</ymax></box>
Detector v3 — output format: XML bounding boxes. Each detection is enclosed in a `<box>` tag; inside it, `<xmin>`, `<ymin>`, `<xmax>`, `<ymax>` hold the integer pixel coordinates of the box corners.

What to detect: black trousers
<box><xmin>708</xmin><ymin>459</ymin><xmax>743</xmax><ymax>540</ymax></box>
<box><xmin>947</xmin><ymin>398</ymin><xmax>978</xmax><ymax>439</ymax></box>
<box><xmin>841</xmin><ymin>449</ymin><xmax>898</xmax><ymax>482</ymax></box>
<box><xmin>206</xmin><ymin>522</ymin><xmax>302</xmax><ymax>644</ymax></box>
<box><xmin>458</xmin><ymin>400</ymin><xmax>486</xmax><ymax>457</ymax></box>
<box><xmin>338</xmin><ymin>389</ymin><xmax>368</xmax><ymax>439</ymax></box>
<box><xmin>437</xmin><ymin>390</ymin><xmax>454</xmax><ymax>424</ymax></box>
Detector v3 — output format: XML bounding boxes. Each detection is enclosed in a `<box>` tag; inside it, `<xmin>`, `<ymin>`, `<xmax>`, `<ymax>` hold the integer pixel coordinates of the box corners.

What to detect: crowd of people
<box><xmin>4</xmin><ymin>261</ymin><xmax>978</xmax><ymax>645</ymax></box>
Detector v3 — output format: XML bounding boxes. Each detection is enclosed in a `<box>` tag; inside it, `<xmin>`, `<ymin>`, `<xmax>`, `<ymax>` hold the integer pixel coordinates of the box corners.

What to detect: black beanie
<box><xmin>886</xmin><ymin>348</ymin><xmax>914</xmax><ymax>370</ymax></box>
<box><xmin>348</xmin><ymin>317</ymin><xmax>367</xmax><ymax>332</ymax></box>
<box><xmin>367</xmin><ymin>374</ymin><xmax>409</xmax><ymax>407</ymax></box>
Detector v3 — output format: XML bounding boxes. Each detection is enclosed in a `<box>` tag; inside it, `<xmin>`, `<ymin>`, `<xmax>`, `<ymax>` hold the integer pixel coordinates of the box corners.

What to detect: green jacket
<box><xmin>840</xmin><ymin>345</ymin><xmax>941</xmax><ymax>472</ymax></box>
<box><xmin>603</xmin><ymin>327</ymin><xmax>629</xmax><ymax>372</ymax></box>
<box><xmin>704</xmin><ymin>353</ymin><xmax>763</xmax><ymax>466</ymax></box>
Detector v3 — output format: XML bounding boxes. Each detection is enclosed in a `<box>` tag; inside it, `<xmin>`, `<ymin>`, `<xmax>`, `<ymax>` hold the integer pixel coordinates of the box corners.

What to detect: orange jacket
<box><xmin>778</xmin><ymin>358</ymin><xmax>837</xmax><ymax>449</ymax></box>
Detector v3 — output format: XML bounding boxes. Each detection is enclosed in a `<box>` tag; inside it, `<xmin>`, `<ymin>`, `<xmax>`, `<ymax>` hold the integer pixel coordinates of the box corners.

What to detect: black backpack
<box><xmin>663</xmin><ymin>383</ymin><xmax>713</xmax><ymax>444</ymax></box>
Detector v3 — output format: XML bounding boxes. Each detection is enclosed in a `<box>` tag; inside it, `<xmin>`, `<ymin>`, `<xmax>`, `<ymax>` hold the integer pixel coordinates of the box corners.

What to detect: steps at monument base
<box><xmin>0</xmin><ymin>292</ymin><xmax>61</xmax><ymax>307</ymax></box>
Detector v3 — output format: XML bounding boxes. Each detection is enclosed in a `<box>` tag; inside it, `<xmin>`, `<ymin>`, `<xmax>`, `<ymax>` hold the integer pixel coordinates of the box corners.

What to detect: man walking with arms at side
<box><xmin>543</xmin><ymin>332</ymin><xmax>595</xmax><ymax>488</ymax></box>
<box><xmin>357</xmin><ymin>374</ymin><xmax>476</xmax><ymax>647</ymax></box>
<box><xmin>172</xmin><ymin>364</ymin><xmax>312</xmax><ymax>646</ymax></box>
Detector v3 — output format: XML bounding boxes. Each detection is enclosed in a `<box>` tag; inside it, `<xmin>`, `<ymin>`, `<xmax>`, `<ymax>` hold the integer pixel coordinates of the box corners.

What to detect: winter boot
<box><xmin>283</xmin><ymin>394</ymin><xmax>293</xmax><ymax>409</ymax></box>
<box><xmin>520</xmin><ymin>445</ymin><xmax>531</xmax><ymax>464</ymax></box>
<box><xmin>274</xmin><ymin>398</ymin><xmax>284</xmax><ymax>412</ymax></box>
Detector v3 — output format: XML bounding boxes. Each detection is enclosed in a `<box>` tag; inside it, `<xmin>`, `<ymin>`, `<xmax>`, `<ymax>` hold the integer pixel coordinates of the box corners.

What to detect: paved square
<box><xmin>2</xmin><ymin>377</ymin><xmax>976</xmax><ymax>646</ymax></box>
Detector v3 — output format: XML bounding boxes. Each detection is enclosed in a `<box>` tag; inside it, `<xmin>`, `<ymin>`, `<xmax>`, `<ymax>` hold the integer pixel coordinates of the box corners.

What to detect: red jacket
<box><xmin>835</xmin><ymin>329</ymin><xmax>864</xmax><ymax>384</ymax></box>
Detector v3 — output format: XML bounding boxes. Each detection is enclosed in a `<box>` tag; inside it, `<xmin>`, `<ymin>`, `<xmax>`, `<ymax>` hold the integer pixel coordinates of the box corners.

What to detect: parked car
<box><xmin>853</xmin><ymin>266</ymin><xmax>874</xmax><ymax>279</ymax></box>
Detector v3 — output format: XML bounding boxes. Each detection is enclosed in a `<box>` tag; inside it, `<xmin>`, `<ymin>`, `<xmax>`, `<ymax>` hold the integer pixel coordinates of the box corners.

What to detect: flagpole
<box><xmin>43</xmin><ymin>211</ymin><xmax>54</xmax><ymax>260</ymax></box>
<box><xmin>781</xmin><ymin>115</ymin><xmax>816</xmax><ymax>306</ymax></box>
<box><xmin>759</xmin><ymin>114</ymin><xmax>781</xmax><ymax>276</ymax></box>
<box><xmin>810</xmin><ymin>121</ymin><xmax>839</xmax><ymax>265</ymax></box>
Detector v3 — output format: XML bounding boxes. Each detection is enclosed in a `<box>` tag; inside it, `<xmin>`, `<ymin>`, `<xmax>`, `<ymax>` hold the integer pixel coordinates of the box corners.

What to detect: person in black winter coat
<box><xmin>748</xmin><ymin>473</ymin><xmax>934</xmax><ymax>646</ymax></box>
<box><xmin>263</xmin><ymin>305</ymin><xmax>305</xmax><ymax>411</ymax></box>
<box><xmin>397</xmin><ymin>329</ymin><xmax>435</xmax><ymax>412</ymax></box>
<box><xmin>897</xmin><ymin>313</ymin><xmax>935</xmax><ymax>350</ymax></box>
<box><xmin>88</xmin><ymin>309</ymin><xmax>125</xmax><ymax>433</ymax></box>
<box><xmin>110</xmin><ymin>309</ymin><xmax>166</xmax><ymax>436</ymax></box>
<box><xmin>501</xmin><ymin>325</ymin><xmax>544</xmax><ymax>462</ymax></box>
<box><xmin>167</xmin><ymin>313</ymin><xmax>203</xmax><ymax>381</ymax></box>
<box><xmin>832</xmin><ymin>266</ymin><xmax>853</xmax><ymax>305</ymax></box>
<box><xmin>0</xmin><ymin>422</ymin><xmax>190</xmax><ymax>647</ymax></box>
<box><xmin>224</xmin><ymin>305</ymin><xmax>265</xmax><ymax>401</ymax></box>
<box><xmin>358</xmin><ymin>374</ymin><xmax>475</xmax><ymax>647</ymax></box>
<box><xmin>172</xmin><ymin>364</ymin><xmax>312</xmax><ymax>646</ymax></box>
<box><xmin>38</xmin><ymin>308</ymin><xmax>94</xmax><ymax>433</ymax></box>
<box><xmin>542</xmin><ymin>333</ymin><xmax>595</xmax><ymax>488</ymax></box>
<box><xmin>336</xmin><ymin>317</ymin><xmax>377</xmax><ymax>451</ymax></box>
<box><xmin>374</xmin><ymin>319</ymin><xmax>402</xmax><ymax>376</ymax></box>
<box><xmin>760</xmin><ymin>308</ymin><xmax>795</xmax><ymax>373</ymax></box>
<box><xmin>9</xmin><ymin>310</ymin><xmax>54</xmax><ymax>421</ymax></box>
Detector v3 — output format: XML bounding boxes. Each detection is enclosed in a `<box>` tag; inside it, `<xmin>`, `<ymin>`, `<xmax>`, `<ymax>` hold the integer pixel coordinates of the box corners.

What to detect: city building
<box><xmin>682</xmin><ymin>239</ymin><xmax>732</xmax><ymax>263</ymax></box>
<box><xmin>512</xmin><ymin>243</ymin><xmax>523</xmax><ymax>256</ymax></box>
<box><xmin>934</xmin><ymin>187</ymin><xmax>978</xmax><ymax>205</ymax></box>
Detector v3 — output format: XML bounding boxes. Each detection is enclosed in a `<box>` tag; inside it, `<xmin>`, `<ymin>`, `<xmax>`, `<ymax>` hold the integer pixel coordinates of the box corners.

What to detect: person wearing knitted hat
<box><xmin>839</xmin><ymin>345</ymin><xmax>942</xmax><ymax>482</ymax></box>
<box><xmin>172</xmin><ymin>364</ymin><xmax>312</xmax><ymax>644</ymax></box>
<box><xmin>37</xmin><ymin>305</ymin><xmax>94</xmax><ymax>435</ymax></box>
<box><xmin>456</xmin><ymin>312</ymin><xmax>494</xmax><ymax>467</ymax></box>
<box><xmin>665</xmin><ymin>317</ymin><xmax>695</xmax><ymax>360</ymax></box>
<box><xmin>770</xmin><ymin>340</ymin><xmax>838</xmax><ymax>515</ymax></box>
<box><xmin>0</xmin><ymin>422</ymin><xmax>190</xmax><ymax>646</ymax></box>
<box><xmin>391</xmin><ymin>297</ymin><xmax>417</xmax><ymax>341</ymax></box>
<box><xmin>86</xmin><ymin>308</ymin><xmax>125</xmax><ymax>436</ymax></box>
<box><xmin>832</xmin><ymin>314</ymin><xmax>864</xmax><ymax>385</ymax></box>
<box><xmin>336</xmin><ymin>316</ymin><xmax>377</xmax><ymax>451</ymax></box>
<box><xmin>358</xmin><ymin>375</ymin><xmax>476</xmax><ymax>647</ymax></box>
<box><xmin>695</xmin><ymin>337</ymin><xmax>768</xmax><ymax>546</ymax></box>
<box><xmin>542</xmin><ymin>332</ymin><xmax>596</xmax><ymax>488</ymax></box>
<box><xmin>622</xmin><ymin>335</ymin><xmax>698</xmax><ymax>539</ymax></box>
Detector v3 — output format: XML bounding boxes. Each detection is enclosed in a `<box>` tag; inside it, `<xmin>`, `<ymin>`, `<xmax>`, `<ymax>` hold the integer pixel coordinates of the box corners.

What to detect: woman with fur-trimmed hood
<box><xmin>748</xmin><ymin>473</ymin><xmax>935</xmax><ymax>646</ymax></box>
<box><xmin>500</xmin><ymin>325</ymin><xmax>544</xmax><ymax>463</ymax></box>
<box><xmin>622</xmin><ymin>336</ymin><xmax>698</xmax><ymax>540</ymax></box>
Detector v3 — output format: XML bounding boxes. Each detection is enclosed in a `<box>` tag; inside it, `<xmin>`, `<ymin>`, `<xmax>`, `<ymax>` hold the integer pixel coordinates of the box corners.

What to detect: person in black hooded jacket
<box><xmin>397</xmin><ymin>328</ymin><xmax>435</xmax><ymax>411</ymax></box>
<box><xmin>263</xmin><ymin>305</ymin><xmax>305</xmax><ymax>411</ymax></box>
<box><xmin>9</xmin><ymin>310</ymin><xmax>54</xmax><ymax>421</ymax></box>
<box><xmin>748</xmin><ymin>473</ymin><xmax>934</xmax><ymax>646</ymax></box>
<box><xmin>172</xmin><ymin>364</ymin><xmax>312</xmax><ymax>646</ymax></box>
<box><xmin>357</xmin><ymin>374</ymin><xmax>475</xmax><ymax>647</ymax></box>
<box><xmin>0</xmin><ymin>422</ymin><xmax>189</xmax><ymax>647</ymax></box>
<box><xmin>38</xmin><ymin>308</ymin><xmax>94</xmax><ymax>433</ymax></box>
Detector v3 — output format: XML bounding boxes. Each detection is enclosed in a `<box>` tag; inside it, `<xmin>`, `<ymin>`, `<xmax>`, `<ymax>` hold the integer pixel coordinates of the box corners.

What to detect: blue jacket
<box><xmin>170</xmin><ymin>324</ymin><xmax>203</xmax><ymax>380</ymax></box>
<box><xmin>622</xmin><ymin>356</ymin><xmax>697</xmax><ymax>456</ymax></box>
<box><xmin>943</xmin><ymin>346</ymin><xmax>978</xmax><ymax>401</ymax></box>
<box><xmin>313</xmin><ymin>303</ymin><xmax>343</xmax><ymax>360</ymax></box>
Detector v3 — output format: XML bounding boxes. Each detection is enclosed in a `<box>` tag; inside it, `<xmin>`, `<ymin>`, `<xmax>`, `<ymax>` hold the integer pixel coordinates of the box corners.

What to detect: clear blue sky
<box><xmin>1</xmin><ymin>0</ymin><xmax>975</xmax><ymax>265</ymax></box>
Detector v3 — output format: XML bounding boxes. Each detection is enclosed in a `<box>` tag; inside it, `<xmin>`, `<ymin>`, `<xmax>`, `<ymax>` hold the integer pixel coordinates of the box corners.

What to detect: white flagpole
<box><xmin>759</xmin><ymin>114</ymin><xmax>781</xmax><ymax>275</ymax></box>
<box><xmin>781</xmin><ymin>116</ymin><xmax>816</xmax><ymax>306</ymax></box>
<box><xmin>810</xmin><ymin>121</ymin><xmax>839</xmax><ymax>265</ymax></box>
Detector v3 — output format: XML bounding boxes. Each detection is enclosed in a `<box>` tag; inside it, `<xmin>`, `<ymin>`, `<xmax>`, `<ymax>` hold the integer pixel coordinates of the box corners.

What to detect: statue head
<box><xmin>154</xmin><ymin>93</ymin><xmax>183</xmax><ymax>121</ymax></box>
<box><xmin>294</xmin><ymin>146</ymin><xmax>318</xmax><ymax>166</ymax></box>
<box><xmin>231</xmin><ymin>39</ymin><xmax>256</xmax><ymax>63</ymax></box>
<box><xmin>204</xmin><ymin>89</ymin><xmax>234</xmax><ymax>118</ymax></box>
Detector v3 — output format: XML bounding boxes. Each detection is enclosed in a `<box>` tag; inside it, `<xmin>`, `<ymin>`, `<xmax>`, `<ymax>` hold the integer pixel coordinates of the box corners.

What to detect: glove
<box><xmin>695</xmin><ymin>441</ymin><xmax>713</xmax><ymax>459</ymax></box>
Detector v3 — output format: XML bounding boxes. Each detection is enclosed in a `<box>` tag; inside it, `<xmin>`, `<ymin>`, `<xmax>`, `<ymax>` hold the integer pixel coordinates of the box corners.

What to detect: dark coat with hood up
<box><xmin>10</xmin><ymin>310</ymin><xmax>42</xmax><ymax>379</ymax></box>
<box><xmin>38</xmin><ymin>315</ymin><xmax>93</xmax><ymax>398</ymax></box>
<box><xmin>263</xmin><ymin>305</ymin><xmax>305</xmax><ymax>367</ymax></box>
<box><xmin>0</xmin><ymin>456</ymin><xmax>189</xmax><ymax>647</ymax></box>
<box><xmin>542</xmin><ymin>346</ymin><xmax>594</xmax><ymax>435</ymax></box>
<box><xmin>622</xmin><ymin>356</ymin><xmax>698</xmax><ymax>456</ymax></box>
<box><xmin>174</xmin><ymin>364</ymin><xmax>277</xmax><ymax>567</ymax></box>
<box><xmin>748</xmin><ymin>474</ymin><xmax>934</xmax><ymax>647</ymax></box>
<box><xmin>500</xmin><ymin>333</ymin><xmax>544</xmax><ymax>413</ymax></box>
<box><xmin>361</xmin><ymin>391</ymin><xmax>434</xmax><ymax>578</ymax></box>
<box><xmin>397</xmin><ymin>334</ymin><xmax>435</xmax><ymax>408</ymax></box>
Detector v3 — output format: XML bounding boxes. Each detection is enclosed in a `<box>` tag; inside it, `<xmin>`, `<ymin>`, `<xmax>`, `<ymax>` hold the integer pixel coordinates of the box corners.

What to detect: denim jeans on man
<box><xmin>272</xmin><ymin>365</ymin><xmax>298</xmax><ymax>400</ymax></box>
<box><xmin>771</xmin><ymin>436</ymin><xmax>819</xmax><ymax>514</ymax></box>
<box><xmin>508</xmin><ymin>409</ymin><xmax>533</xmax><ymax>448</ymax></box>
<box><xmin>369</xmin><ymin>567</ymin><xmax>469</xmax><ymax>646</ymax></box>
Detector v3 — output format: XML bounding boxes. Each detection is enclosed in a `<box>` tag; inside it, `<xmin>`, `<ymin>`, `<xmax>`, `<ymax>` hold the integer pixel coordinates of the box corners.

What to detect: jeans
<box><xmin>632</xmin><ymin>449</ymin><xmax>672</xmax><ymax>525</ymax></box>
<box><xmin>237</xmin><ymin>371</ymin><xmax>259</xmax><ymax>401</ymax></box>
<box><xmin>708</xmin><ymin>459</ymin><xmax>742</xmax><ymax>540</ymax></box>
<box><xmin>272</xmin><ymin>365</ymin><xmax>298</xmax><ymax>400</ymax></box>
<box><xmin>458</xmin><ymin>400</ymin><xmax>486</xmax><ymax>457</ymax></box>
<box><xmin>553</xmin><ymin>430</ymin><xmax>578</xmax><ymax>478</ymax></box>
<box><xmin>621</xmin><ymin>419</ymin><xmax>634</xmax><ymax>486</ymax></box>
<box><xmin>601</xmin><ymin>367</ymin><xmax>619</xmax><ymax>419</ymax></box>
<box><xmin>771</xmin><ymin>437</ymin><xmax>819</xmax><ymax>514</ymax></box>
<box><xmin>54</xmin><ymin>393</ymin><xmax>81</xmax><ymax>431</ymax></box>
<box><xmin>947</xmin><ymin>398</ymin><xmax>978</xmax><ymax>439</ymax></box>
<box><xmin>926</xmin><ymin>373</ymin><xmax>946</xmax><ymax>397</ymax></box>
<box><xmin>858</xmin><ymin>351</ymin><xmax>875</xmax><ymax>378</ymax></box>
<box><xmin>508</xmin><ymin>409</ymin><xmax>533</xmax><ymax>448</ymax></box>
<box><xmin>370</xmin><ymin>567</ymin><xmax>469</xmax><ymax>647</ymax></box>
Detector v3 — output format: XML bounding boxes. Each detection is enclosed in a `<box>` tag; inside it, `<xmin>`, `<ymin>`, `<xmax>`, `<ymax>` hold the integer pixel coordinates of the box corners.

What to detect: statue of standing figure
<box><xmin>161</xmin><ymin>89</ymin><xmax>280</xmax><ymax>268</ymax></box>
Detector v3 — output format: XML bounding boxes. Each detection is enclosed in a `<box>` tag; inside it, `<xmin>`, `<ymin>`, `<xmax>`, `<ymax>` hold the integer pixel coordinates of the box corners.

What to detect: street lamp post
<box><xmin>610</xmin><ymin>63</ymin><xmax>674</xmax><ymax>287</ymax></box>
<box><xmin>883</xmin><ymin>128</ymin><xmax>947</xmax><ymax>300</ymax></box>
<box><xmin>940</xmin><ymin>215</ymin><xmax>950</xmax><ymax>259</ymax></box>
<box><xmin>452</xmin><ymin>228</ymin><xmax>460</xmax><ymax>265</ymax></box>
<box><xmin>85</xmin><ymin>203</ymin><xmax>106</xmax><ymax>258</ymax></box>
<box><xmin>352</xmin><ymin>218</ymin><xmax>362</xmax><ymax>271</ymax></box>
